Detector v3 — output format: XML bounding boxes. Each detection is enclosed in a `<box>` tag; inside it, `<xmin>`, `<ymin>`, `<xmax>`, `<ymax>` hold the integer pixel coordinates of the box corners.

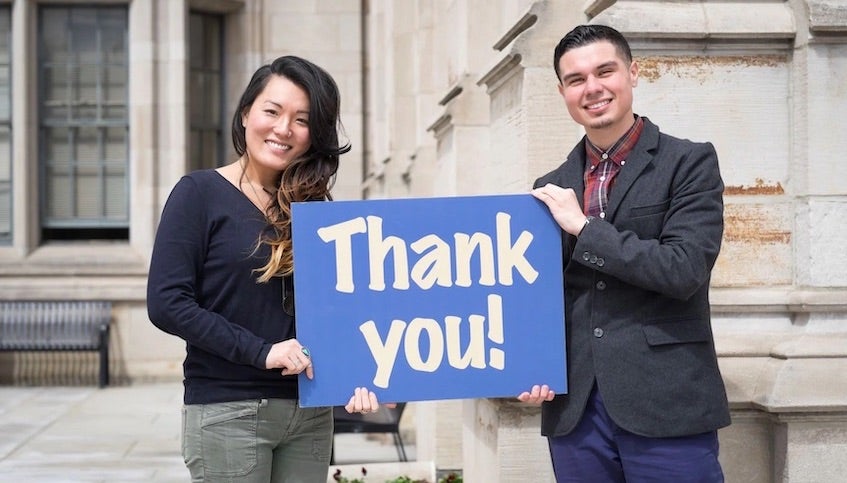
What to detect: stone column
<box><xmin>415</xmin><ymin>400</ymin><xmax>464</xmax><ymax>474</ymax></box>
<box><xmin>454</xmin><ymin>3</ymin><xmax>581</xmax><ymax>480</ymax></box>
<box><xmin>462</xmin><ymin>398</ymin><xmax>555</xmax><ymax>482</ymax></box>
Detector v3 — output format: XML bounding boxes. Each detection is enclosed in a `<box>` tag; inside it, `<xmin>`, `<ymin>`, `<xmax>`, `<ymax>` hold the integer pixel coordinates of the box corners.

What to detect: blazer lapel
<box><xmin>558</xmin><ymin>140</ymin><xmax>588</xmax><ymax>213</ymax></box>
<box><xmin>552</xmin><ymin>141</ymin><xmax>588</xmax><ymax>260</ymax></box>
<box><xmin>604</xmin><ymin>119</ymin><xmax>660</xmax><ymax>222</ymax></box>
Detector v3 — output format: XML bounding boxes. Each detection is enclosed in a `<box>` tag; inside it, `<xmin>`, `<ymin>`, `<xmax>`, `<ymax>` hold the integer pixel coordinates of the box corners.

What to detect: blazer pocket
<box><xmin>643</xmin><ymin>319</ymin><xmax>710</xmax><ymax>346</ymax></box>
<box><xmin>629</xmin><ymin>199</ymin><xmax>670</xmax><ymax>218</ymax></box>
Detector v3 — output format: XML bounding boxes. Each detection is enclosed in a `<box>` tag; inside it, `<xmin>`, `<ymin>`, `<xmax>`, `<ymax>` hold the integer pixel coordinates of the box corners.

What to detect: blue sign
<box><xmin>291</xmin><ymin>194</ymin><xmax>566</xmax><ymax>407</ymax></box>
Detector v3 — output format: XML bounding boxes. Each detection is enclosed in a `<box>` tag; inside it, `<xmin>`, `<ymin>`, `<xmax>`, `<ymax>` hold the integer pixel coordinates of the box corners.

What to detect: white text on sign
<box><xmin>314</xmin><ymin>211</ymin><xmax>538</xmax><ymax>388</ymax></box>
<box><xmin>358</xmin><ymin>294</ymin><xmax>506</xmax><ymax>388</ymax></box>
<box><xmin>317</xmin><ymin>212</ymin><xmax>538</xmax><ymax>292</ymax></box>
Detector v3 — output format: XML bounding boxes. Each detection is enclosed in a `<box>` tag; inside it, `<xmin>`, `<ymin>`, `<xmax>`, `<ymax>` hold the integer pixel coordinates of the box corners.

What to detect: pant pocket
<box><xmin>301</xmin><ymin>406</ymin><xmax>333</xmax><ymax>462</ymax></box>
<box><xmin>198</xmin><ymin>400</ymin><xmax>260</xmax><ymax>477</ymax></box>
<box><xmin>181</xmin><ymin>406</ymin><xmax>190</xmax><ymax>465</ymax></box>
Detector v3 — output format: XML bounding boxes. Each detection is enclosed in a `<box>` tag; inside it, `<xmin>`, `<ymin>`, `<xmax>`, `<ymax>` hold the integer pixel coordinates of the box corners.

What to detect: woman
<box><xmin>148</xmin><ymin>56</ymin><xmax>383</xmax><ymax>483</ymax></box>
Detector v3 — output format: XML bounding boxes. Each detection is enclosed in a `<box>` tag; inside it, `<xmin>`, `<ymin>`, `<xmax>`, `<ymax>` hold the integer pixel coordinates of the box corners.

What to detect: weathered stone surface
<box><xmin>808</xmin><ymin>0</ymin><xmax>847</xmax><ymax>32</ymax></box>
<box><xmin>462</xmin><ymin>399</ymin><xmax>555</xmax><ymax>483</ymax></box>
<box><xmin>591</xmin><ymin>0</ymin><xmax>794</xmax><ymax>39</ymax></box>
<box><xmin>5</xmin><ymin>1</ymin><xmax>844</xmax><ymax>481</ymax></box>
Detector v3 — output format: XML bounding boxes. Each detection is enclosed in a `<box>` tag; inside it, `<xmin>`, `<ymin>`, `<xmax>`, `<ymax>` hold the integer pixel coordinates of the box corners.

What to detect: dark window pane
<box><xmin>39</xmin><ymin>6</ymin><xmax>129</xmax><ymax>239</ymax></box>
<box><xmin>0</xmin><ymin>6</ymin><xmax>9</xmax><ymax>242</ymax></box>
<box><xmin>42</xmin><ymin>66</ymin><xmax>70</xmax><ymax>120</ymax></box>
<box><xmin>0</xmin><ymin>127</ymin><xmax>10</xmax><ymax>241</ymax></box>
<box><xmin>188</xmin><ymin>11</ymin><xmax>225</xmax><ymax>171</ymax></box>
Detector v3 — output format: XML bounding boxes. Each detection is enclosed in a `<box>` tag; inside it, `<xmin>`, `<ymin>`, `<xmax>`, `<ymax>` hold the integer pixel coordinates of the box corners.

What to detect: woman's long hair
<box><xmin>231</xmin><ymin>56</ymin><xmax>351</xmax><ymax>282</ymax></box>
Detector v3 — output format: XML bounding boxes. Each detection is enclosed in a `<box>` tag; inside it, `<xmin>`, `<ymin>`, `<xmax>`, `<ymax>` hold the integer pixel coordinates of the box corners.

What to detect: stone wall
<box><xmin>364</xmin><ymin>0</ymin><xmax>847</xmax><ymax>481</ymax></box>
<box><xmin>0</xmin><ymin>0</ymin><xmax>364</xmax><ymax>383</ymax></box>
<box><xmin>2</xmin><ymin>0</ymin><xmax>844</xmax><ymax>480</ymax></box>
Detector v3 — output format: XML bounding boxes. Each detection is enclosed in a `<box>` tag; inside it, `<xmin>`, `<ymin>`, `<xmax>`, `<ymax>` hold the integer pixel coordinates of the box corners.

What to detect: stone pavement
<box><xmin>0</xmin><ymin>383</ymin><xmax>418</xmax><ymax>483</ymax></box>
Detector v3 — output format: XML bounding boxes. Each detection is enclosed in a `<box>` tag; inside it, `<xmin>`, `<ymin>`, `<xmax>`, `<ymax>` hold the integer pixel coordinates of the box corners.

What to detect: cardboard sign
<box><xmin>291</xmin><ymin>194</ymin><xmax>566</xmax><ymax>407</ymax></box>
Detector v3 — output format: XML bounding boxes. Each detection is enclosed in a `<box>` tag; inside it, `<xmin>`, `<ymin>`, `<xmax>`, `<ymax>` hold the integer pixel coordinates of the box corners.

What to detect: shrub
<box><xmin>331</xmin><ymin>466</ymin><xmax>462</xmax><ymax>483</ymax></box>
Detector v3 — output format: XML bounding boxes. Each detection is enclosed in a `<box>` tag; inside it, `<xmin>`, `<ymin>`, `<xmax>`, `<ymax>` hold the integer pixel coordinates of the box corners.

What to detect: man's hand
<box><xmin>532</xmin><ymin>184</ymin><xmax>589</xmax><ymax>236</ymax></box>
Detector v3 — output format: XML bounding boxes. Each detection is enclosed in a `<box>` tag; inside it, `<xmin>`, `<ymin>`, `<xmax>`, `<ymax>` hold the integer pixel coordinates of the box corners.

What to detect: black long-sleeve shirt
<box><xmin>147</xmin><ymin>170</ymin><xmax>298</xmax><ymax>404</ymax></box>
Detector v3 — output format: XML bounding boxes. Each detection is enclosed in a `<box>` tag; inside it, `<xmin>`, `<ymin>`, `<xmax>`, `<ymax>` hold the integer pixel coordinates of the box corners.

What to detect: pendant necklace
<box><xmin>240</xmin><ymin>160</ymin><xmax>270</xmax><ymax>210</ymax></box>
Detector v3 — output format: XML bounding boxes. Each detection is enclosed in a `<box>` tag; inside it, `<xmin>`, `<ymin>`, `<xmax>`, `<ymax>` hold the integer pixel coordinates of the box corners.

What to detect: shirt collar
<box><xmin>585</xmin><ymin>115</ymin><xmax>644</xmax><ymax>168</ymax></box>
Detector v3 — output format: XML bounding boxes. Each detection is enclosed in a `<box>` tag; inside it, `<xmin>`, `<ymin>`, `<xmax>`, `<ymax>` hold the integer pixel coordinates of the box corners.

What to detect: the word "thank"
<box><xmin>317</xmin><ymin>212</ymin><xmax>538</xmax><ymax>293</ymax></box>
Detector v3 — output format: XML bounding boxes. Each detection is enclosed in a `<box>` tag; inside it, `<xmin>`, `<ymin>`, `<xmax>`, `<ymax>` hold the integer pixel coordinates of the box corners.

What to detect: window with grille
<box><xmin>38</xmin><ymin>6</ymin><xmax>129</xmax><ymax>241</ymax></box>
<box><xmin>0</xmin><ymin>7</ymin><xmax>11</xmax><ymax>243</ymax></box>
<box><xmin>189</xmin><ymin>11</ymin><xmax>225</xmax><ymax>171</ymax></box>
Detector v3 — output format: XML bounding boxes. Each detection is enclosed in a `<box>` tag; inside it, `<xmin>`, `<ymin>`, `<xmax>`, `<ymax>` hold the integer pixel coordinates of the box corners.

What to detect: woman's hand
<box><xmin>265</xmin><ymin>339</ymin><xmax>313</xmax><ymax>379</ymax></box>
<box><xmin>517</xmin><ymin>384</ymin><xmax>555</xmax><ymax>404</ymax></box>
<box><xmin>345</xmin><ymin>387</ymin><xmax>397</xmax><ymax>414</ymax></box>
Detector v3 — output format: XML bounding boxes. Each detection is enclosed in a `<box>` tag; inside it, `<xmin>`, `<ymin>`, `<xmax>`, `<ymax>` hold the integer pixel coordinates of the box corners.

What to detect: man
<box><xmin>519</xmin><ymin>24</ymin><xmax>731</xmax><ymax>482</ymax></box>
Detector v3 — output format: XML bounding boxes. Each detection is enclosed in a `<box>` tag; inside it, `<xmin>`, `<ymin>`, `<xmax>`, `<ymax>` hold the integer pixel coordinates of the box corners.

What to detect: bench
<box><xmin>0</xmin><ymin>301</ymin><xmax>112</xmax><ymax>388</ymax></box>
<box><xmin>331</xmin><ymin>402</ymin><xmax>408</xmax><ymax>464</ymax></box>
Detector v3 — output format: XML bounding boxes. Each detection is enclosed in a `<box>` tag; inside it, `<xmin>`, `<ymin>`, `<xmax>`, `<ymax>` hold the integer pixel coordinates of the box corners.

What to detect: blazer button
<box><xmin>589</xmin><ymin>255</ymin><xmax>598</xmax><ymax>264</ymax></box>
<box><xmin>596</xmin><ymin>258</ymin><xmax>605</xmax><ymax>267</ymax></box>
<box><xmin>596</xmin><ymin>281</ymin><xmax>606</xmax><ymax>290</ymax></box>
<box><xmin>593</xmin><ymin>327</ymin><xmax>604</xmax><ymax>338</ymax></box>
<box><xmin>583</xmin><ymin>252</ymin><xmax>591</xmax><ymax>261</ymax></box>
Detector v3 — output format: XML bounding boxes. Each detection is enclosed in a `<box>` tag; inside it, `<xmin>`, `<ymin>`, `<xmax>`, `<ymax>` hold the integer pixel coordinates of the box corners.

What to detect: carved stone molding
<box><xmin>808</xmin><ymin>0</ymin><xmax>847</xmax><ymax>32</ymax></box>
<box><xmin>590</xmin><ymin>0</ymin><xmax>795</xmax><ymax>40</ymax></box>
<box><xmin>711</xmin><ymin>287</ymin><xmax>847</xmax><ymax>313</ymax></box>
<box><xmin>476</xmin><ymin>53</ymin><xmax>523</xmax><ymax>94</ymax></box>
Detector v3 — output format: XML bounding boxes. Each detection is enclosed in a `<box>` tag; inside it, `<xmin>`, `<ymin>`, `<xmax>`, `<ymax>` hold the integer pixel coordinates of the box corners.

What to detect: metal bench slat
<box><xmin>0</xmin><ymin>301</ymin><xmax>112</xmax><ymax>387</ymax></box>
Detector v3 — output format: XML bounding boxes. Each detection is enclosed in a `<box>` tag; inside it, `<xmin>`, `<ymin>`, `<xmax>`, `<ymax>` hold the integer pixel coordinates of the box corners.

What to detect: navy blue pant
<box><xmin>548</xmin><ymin>386</ymin><xmax>724</xmax><ymax>483</ymax></box>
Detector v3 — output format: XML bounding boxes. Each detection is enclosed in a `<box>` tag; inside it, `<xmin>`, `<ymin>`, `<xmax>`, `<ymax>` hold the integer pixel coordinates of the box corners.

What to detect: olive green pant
<box><xmin>182</xmin><ymin>399</ymin><xmax>333</xmax><ymax>483</ymax></box>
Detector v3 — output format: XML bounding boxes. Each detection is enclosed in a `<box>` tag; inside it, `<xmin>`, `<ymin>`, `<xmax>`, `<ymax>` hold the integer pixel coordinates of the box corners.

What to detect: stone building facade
<box><xmin>0</xmin><ymin>1</ymin><xmax>844</xmax><ymax>481</ymax></box>
<box><xmin>365</xmin><ymin>1</ymin><xmax>847</xmax><ymax>481</ymax></box>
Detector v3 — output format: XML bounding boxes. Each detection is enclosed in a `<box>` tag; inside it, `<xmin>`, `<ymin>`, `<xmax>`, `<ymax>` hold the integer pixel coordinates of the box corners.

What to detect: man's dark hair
<box><xmin>553</xmin><ymin>25</ymin><xmax>633</xmax><ymax>82</ymax></box>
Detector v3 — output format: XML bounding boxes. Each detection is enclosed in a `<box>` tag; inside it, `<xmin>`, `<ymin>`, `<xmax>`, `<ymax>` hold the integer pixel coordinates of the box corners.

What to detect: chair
<box><xmin>331</xmin><ymin>402</ymin><xmax>408</xmax><ymax>463</ymax></box>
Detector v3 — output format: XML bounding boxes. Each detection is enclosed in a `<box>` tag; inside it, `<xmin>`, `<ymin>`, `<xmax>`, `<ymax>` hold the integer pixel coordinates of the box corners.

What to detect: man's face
<box><xmin>557</xmin><ymin>40</ymin><xmax>638</xmax><ymax>140</ymax></box>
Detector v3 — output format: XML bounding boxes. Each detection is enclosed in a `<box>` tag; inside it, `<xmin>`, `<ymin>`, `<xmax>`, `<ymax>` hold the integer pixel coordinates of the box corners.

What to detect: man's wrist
<box><xmin>578</xmin><ymin>216</ymin><xmax>595</xmax><ymax>236</ymax></box>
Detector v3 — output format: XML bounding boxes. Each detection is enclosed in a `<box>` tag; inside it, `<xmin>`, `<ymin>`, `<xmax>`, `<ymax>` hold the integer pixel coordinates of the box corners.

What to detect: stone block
<box><xmin>806</xmin><ymin>44</ymin><xmax>847</xmax><ymax>195</ymax></box>
<box><xmin>806</xmin><ymin>200</ymin><xmax>847</xmax><ymax>285</ymax></box>
<box><xmin>593</xmin><ymin>0</ymin><xmax>794</xmax><ymax>39</ymax></box>
<box><xmin>262</xmin><ymin>2</ymin><xmax>316</xmax><ymax>14</ymax></box>
<box><xmin>462</xmin><ymin>399</ymin><xmax>555</xmax><ymax>483</ymax></box>
<box><xmin>808</xmin><ymin>0</ymin><xmax>847</xmax><ymax>32</ymax></box>
<box><xmin>415</xmin><ymin>400</ymin><xmax>463</xmax><ymax>471</ymax></box>
<box><xmin>719</xmin><ymin>411</ymin><xmax>774</xmax><ymax>483</ymax></box>
<box><xmin>714</xmin><ymin>203</ymin><xmax>793</xmax><ymax>287</ymax></box>
<box><xmin>777</xmin><ymin>415</ymin><xmax>847</xmax><ymax>481</ymax></box>
<box><xmin>267</xmin><ymin>14</ymin><xmax>335</xmax><ymax>52</ymax></box>
<box><xmin>635</xmin><ymin>54</ymin><xmax>790</xmax><ymax>190</ymax></box>
<box><xmin>317</xmin><ymin>0</ymin><xmax>359</xmax><ymax>15</ymax></box>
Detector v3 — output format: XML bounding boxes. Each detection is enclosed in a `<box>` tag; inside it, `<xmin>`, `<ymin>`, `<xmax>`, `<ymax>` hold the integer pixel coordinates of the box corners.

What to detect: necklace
<box><xmin>239</xmin><ymin>160</ymin><xmax>271</xmax><ymax>210</ymax></box>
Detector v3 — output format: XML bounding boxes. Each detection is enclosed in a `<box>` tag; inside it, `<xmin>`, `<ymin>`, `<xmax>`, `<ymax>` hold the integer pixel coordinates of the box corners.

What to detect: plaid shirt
<box><xmin>583</xmin><ymin>116</ymin><xmax>645</xmax><ymax>218</ymax></box>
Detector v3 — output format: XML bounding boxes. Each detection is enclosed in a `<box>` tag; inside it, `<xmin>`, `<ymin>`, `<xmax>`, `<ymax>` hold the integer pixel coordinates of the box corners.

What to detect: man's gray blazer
<box><xmin>534</xmin><ymin>117</ymin><xmax>731</xmax><ymax>438</ymax></box>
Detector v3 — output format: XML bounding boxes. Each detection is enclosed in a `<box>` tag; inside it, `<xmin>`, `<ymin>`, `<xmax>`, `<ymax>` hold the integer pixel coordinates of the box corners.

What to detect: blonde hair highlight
<box><xmin>252</xmin><ymin>155</ymin><xmax>335</xmax><ymax>283</ymax></box>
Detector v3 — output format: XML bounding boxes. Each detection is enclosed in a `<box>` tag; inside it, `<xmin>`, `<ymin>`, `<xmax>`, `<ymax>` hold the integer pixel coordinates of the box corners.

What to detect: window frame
<box><xmin>188</xmin><ymin>9</ymin><xmax>226</xmax><ymax>172</ymax></box>
<box><xmin>36</xmin><ymin>4</ymin><xmax>130</xmax><ymax>241</ymax></box>
<box><xmin>0</xmin><ymin>5</ymin><xmax>11</xmax><ymax>244</ymax></box>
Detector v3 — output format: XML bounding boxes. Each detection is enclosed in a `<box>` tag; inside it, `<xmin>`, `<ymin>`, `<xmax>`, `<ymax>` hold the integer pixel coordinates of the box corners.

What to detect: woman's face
<box><xmin>242</xmin><ymin>75</ymin><xmax>311</xmax><ymax>173</ymax></box>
